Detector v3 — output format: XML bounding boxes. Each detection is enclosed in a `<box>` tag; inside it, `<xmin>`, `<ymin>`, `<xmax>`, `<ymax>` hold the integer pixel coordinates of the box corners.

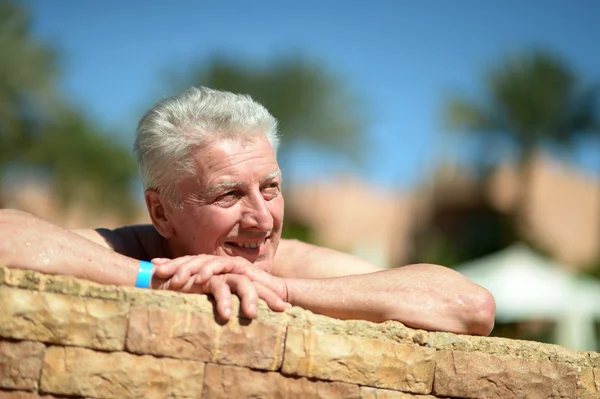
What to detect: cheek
<box><xmin>176</xmin><ymin>207</ymin><xmax>229</xmax><ymax>238</ymax></box>
<box><xmin>270</xmin><ymin>197</ymin><xmax>285</xmax><ymax>226</ymax></box>
<box><xmin>198</xmin><ymin>208</ymin><xmax>240</xmax><ymax>236</ymax></box>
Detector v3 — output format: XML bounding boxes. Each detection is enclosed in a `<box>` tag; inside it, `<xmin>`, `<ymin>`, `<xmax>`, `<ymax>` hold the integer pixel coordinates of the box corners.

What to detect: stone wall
<box><xmin>0</xmin><ymin>265</ymin><xmax>598</xmax><ymax>399</ymax></box>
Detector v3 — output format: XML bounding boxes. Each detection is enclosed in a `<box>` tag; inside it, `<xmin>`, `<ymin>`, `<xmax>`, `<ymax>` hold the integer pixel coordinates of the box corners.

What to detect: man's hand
<box><xmin>153</xmin><ymin>255</ymin><xmax>250</xmax><ymax>286</ymax></box>
<box><xmin>151</xmin><ymin>255</ymin><xmax>290</xmax><ymax>320</ymax></box>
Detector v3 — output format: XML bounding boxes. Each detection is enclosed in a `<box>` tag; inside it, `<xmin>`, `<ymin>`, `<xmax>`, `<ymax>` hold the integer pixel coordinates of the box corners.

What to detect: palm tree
<box><xmin>445</xmin><ymin>50</ymin><xmax>599</xmax><ymax>231</ymax></box>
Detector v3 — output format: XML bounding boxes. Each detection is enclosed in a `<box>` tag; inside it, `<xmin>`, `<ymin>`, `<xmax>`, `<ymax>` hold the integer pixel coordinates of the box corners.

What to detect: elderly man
<box><xmin>0</xmin><ymin>87</ymin><xmax>495</xmax><ymax>336</ymax></box>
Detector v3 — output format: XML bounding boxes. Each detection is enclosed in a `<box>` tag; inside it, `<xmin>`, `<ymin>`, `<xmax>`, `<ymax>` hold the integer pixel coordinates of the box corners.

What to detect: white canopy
<box><xmin>455</xmin><ymin>243</ymin><xmax>600</xmax><ymax>351</ymax></box>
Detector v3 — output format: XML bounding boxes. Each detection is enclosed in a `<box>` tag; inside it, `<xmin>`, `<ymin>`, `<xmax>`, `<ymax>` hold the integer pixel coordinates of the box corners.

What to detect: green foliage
<box><xmin>28</xmin><ymin>110</ymin><xmax>138</xmax><ymax>219</ymax></box>
<box><xmin>0</xmin><ymin>0</ymin><xmax>57</xmax><ymax>170</ymax></box>
<box><xmin>172</xmin><ymin>54</ymin><xmax>366</xmax><ymax>169</ymax></box>
<box><xmin>445</xmin><ymin>50</ymin><xmax>600</xmax><ymax>231</ymax></box>
<box><xmin>582</xmin><ymin>258</ymin><xmax>600</xmax><ymax>280</ymax></box>
<box><xmin>412</xmin><ymin>202</ymin><xmax>519</xmax><ymax>268</ymax></box>
<box><xmin>446</xmin><ymin>50</ymin><xmax>599</xmax><ymax>158</ymax></box>
<box><xmin>0</xmin><ymin>0</ymin><xmax>138</xmax><ymax>217</ymax></box>
<box><xmin>281</xmin><ymin>216</ymin><xmax>316</xmax><ymax>244</ymax></box>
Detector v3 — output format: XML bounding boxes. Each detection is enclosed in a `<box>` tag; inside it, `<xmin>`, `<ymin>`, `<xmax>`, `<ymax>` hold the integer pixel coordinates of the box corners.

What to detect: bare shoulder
<box><xmin>273</xmin><ymin>238</ymin><xmax>384</xmax><ymax>279</ymax></box>
<box><xmin>72</xmin><ymin>224</ymin><xmax>166</xmax><ymax>261</ymax></box>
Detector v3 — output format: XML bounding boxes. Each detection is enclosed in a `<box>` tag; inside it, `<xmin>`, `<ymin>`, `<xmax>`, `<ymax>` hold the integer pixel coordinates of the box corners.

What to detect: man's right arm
<box><xmin>0</xmin><ymin>209</ymin><xmax>289</xmax><ymax>319</ymax></box>
<box><xmin>0</xmin><ymin>209</ymin><xmax>140</xmax><ymax>286</ymax></box>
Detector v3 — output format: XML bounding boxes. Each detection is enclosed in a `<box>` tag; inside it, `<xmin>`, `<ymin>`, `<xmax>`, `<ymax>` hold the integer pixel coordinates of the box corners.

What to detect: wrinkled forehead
<box><xmin>187</xmin><ymin>134</ymin><xmax>279</xmax><ymax>186</ymax></box>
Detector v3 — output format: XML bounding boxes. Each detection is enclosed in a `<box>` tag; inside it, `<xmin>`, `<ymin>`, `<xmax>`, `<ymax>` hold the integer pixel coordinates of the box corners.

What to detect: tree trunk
<box><xmin>513</xmin><ymin>149</ymin><xmax>536</xmax><ymax>240</ymax></box>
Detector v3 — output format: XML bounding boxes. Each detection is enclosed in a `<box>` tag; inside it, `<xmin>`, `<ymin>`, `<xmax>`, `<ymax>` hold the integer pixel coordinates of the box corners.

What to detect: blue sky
<box><xmin>24</xmin><ymin>0</ymin><xmax>600</xmax><ymax>190</ymax></box>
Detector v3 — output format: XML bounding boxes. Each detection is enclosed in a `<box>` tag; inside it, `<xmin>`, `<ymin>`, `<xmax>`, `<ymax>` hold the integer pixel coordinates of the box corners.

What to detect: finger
<box><xmin>194</xmin><ymin>260</ymin><xmax>224</xmax><ymax>285</ymax></box>
<box><xmin>207</xmin><ymin>276</ymin><xmax>233</xmax><ymax>320</ymax></box>
<box><xmin>254</xmin><ymin>282</ymin><xmax>290</xmax><ymax>312</ymax></box>
<box><xmin>225</xmin><ymin>275</ymin><xmax>258</xmax><ymax>319</ymax></box>
<box><xmin>152</xmin><ymin>256</ymin><xmax>192</xmax><ymax>278</ymax></box>
<box><xmin>151</xmin><ymin>258</ymin><xmax>170</xmax><ymax>264</ymax></box>
<box><xmin>194</xmin><ymin>257</ymin><xmax>247</xmax><ymax>285</ymax></box>
<box><xmin>172</xmin><ymin>257</ymin><xmax>208</xmax><ymax>288</ymax></box>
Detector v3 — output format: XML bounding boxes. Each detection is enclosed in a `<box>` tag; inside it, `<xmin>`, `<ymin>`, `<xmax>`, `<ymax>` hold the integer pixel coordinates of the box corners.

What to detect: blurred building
<box><xmin>286</xmin><ymin>176</ymin><xmax>415</xmax><ymax>268</ymax></box>
<box><xmin>287</xmin><ymin>155</ymin><xmax>600</xmax><ymax>270</ymax></box>
<box><xmin>3</xmin><ymin>180</ymin><xmax>150</xmax><ymax>230</ymax></box>
<box><xmin>487</xmin><ymin>156</ymin><xmax>600</xmax><ymax>269</ymax></box>
<box><xmin>5</xmin><ymin>155</ymin><xmax>600</xmax><ymax>270</ymax></box>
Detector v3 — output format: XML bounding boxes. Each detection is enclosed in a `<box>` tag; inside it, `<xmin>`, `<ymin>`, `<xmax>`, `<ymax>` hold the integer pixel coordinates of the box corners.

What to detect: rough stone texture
<box><xmin>202</xmin><ymin>364</ymin><xmax>360</xmax><ymax>399</ymax></box>
<box><xmin>283</xmin><ymin>327</ymin><xmax>435</xmax><ymax>394</ymax></box>
<box><xmin>0</xmin><ymin>286</ymin><xmax>128</xmax><ymax>351</ymax></box>
<box><xmin>433</xmin><ymin>350</ymin><xmax>578</xmax><ymax>399</ymax></box>
<box><xmin>40</xmin><ymin>346</ymin><xmax>204</xmax><ymax>399</ymax></box>
<box><xmin>578</xmin><ymin>368</ymin><xmax>600</xmax><ymax>399</ymax></box>
<box><xmin>126</xmin><ymin>306</ymin><xmax>286</xmax><ymax>371</ymax></box>
<box><xmin>360</xmin><ymin>387</ymin><xmax>439</xmax><ymax>398</ymax></box>
<box><xmin>3</xmin><ymin>270</ymin><xmax>41</xmax><ymax>291</ymax></box>
<box><xmin>418</xmin><ymin>329</ymin><xmax>600</xmax><ymax>369</ymax></box>
<box><xmin>1</xmin><ymin>265</ymin><xmax>598</xmax><ymax>399</ymax></box>
<box><xmin>0</xmin><ymin>391</ymin><xmax>77</xmax><ymax>399</ymax></box>
<box><xmin>0</xmin><ymin>341</ymin><xmax>45</xmax><ymax>390</ymax></box>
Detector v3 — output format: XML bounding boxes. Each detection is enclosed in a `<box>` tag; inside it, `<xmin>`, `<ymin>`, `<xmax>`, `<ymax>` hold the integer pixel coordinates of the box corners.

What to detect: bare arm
<box><xmin>0</xmin><ymin>209</ymin><xmax>289</xmax><ymax>319</ymax></box>
<box><xmin>284</xmin><ymin>264</ymin><xmax>496</xmax><ymax>336</ymax></box>
<box><xmin>194</xmin><ymin>238</ymin><xmax>497</xmax><ymax>335</ymax></box>
<box><xmin>275</xmin><ymin>238</ymin><xmax>495</xmax><ymax>335</ymax></box>
<box><xmin>273</xmin><ymin>238</ymin><xmax>384</xmax><ymax>278</ymax></box>
<box><xmin>0</xmin><ymin>209</ymin><xmax>139</xmax><ymax>286</ymax></box>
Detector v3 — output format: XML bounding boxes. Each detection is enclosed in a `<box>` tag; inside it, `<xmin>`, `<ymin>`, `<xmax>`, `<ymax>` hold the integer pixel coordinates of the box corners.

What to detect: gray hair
<box><xmin>134</xmin><ymin>87</ymin><xmax>280</xmax><ymax>207</ymax></box>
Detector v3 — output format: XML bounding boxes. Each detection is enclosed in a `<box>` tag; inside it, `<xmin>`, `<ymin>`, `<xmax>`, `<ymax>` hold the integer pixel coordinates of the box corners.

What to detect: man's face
<box><xmin>165</xmin><ymin>134</ymin><xmax>284</xmax><ymax>272</ymax></box>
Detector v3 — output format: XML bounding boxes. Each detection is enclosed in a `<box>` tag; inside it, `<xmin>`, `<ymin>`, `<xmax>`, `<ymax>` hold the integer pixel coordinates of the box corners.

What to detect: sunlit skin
<box><xmin>143</xmin><ymin>134</ymin><xmax>287</xmax><ymax>320</ymax></box>
<box><xmin>0</xmin><ymin>129</ymin><xmax>496</xmax><ymax>334</ymax></box>
<box><xmin>0</xmin><ymin>89</ymin><xmax>496</xmax><ymax>336</ymax></box>
<box><xmin>162</xmin><ymin>135</ymin><xmax>283</xmax><ymax>270</ymax></box>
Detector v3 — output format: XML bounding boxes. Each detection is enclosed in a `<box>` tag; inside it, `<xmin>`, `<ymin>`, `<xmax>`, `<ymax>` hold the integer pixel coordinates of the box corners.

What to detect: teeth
<box><xmin>233</xmin><ymin>241</ymin><xmax>263</xmax><ymax>249</ymax></box>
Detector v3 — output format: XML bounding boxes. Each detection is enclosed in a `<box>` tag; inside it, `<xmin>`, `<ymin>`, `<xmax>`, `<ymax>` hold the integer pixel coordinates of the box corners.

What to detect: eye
<box><xmin>262</xmin><ymin>181</ymin><xmax>281</xmax><ymax>199</ymax></box>
<box><xmin>263</xmin><ymin>181</ymin><xmax>280</xmax><ymax>191</ymax></box>
<box><xmin>214</xmin><ymin>190</ymin><xmax>241</xmax><ymax>206</ymax></box>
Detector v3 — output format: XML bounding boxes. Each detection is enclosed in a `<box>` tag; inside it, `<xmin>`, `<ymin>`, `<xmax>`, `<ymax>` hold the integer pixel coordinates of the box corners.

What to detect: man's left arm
<box><xmin>274</xmin><ymin>239</ymin><xmax>496</xmax><ymax>336</ymax></box>
<box><xmin>154</xmin><ymin>238</ymin><xmax>496</xmax><ymax>336</ymax></box>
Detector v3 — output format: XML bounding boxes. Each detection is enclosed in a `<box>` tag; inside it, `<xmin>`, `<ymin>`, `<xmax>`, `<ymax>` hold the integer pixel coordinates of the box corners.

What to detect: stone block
<box><xmin>283</xmin><ymin>328</ymin><xmax>435</xmax><ymax>394</ymax></box>
<box><xmin>202</xmin><ymin>364</ymin><xmax>360</xmax><ymax>398</ymax></box>
<box><xmin>578</xmin><ymin>368</ymin><xmax>600</xmax><ymax>399</ymax></box>
<box><xmin>360</xmin><ymin>386</ymin><xmax>438</xmax><ymax>398</ymax></box>
<box><xmin>433</xmin><ymin>350</ymin><xmax>577</xmax><ymax>399</ymax></box>
<box><xmin>126</xmin><ymin>306</ymin><xmax>285</xmax><ymax>371</ymax></box>
<box><xmin>0</xmin><ymin>340</ymin><xmax>45</xmax><ymax>390</ymax></box>
<box><xmin>0</xmin><ymin>286</ymin><xmax>128</xmax><ymax>351</ymax></box>
<box><xmin>0</xmin><ymin>391</ymin><xmax>75</xmax><ymax>399</ymax></box>
<box><xmin>40</xmin><ymin>346</ymin><xmax>204</xmax><ymax>399</ymax></box>
<box><xmin>4</xmin><ymin>269</ymin><xmax>40</xmax><ymax>290</ymax></box>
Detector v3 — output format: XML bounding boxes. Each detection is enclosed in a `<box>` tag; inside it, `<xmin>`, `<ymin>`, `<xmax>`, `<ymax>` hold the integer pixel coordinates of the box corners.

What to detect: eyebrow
<box><xmin>262</xmin><ymin>170</ymin><xmax>282</xmax><ymax>183</ymax></box>
<box><xmin>205</xmin><ymin>170</ymin><xmax>281</xmax><ymax>198</ymax></box>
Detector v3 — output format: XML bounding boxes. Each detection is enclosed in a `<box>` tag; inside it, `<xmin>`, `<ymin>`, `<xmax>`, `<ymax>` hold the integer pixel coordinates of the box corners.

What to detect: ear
<box><xmin>145</xmin><ymin>189</ymin><xmax>175</xmax><ymax>239</ymax></box>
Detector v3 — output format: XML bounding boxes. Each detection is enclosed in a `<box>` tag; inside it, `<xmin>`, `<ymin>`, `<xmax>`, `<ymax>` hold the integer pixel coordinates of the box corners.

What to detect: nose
<box><xmin>240</xmin><ymin>192</ymin><xmax>273</xmax><ymax>232</ymax></box>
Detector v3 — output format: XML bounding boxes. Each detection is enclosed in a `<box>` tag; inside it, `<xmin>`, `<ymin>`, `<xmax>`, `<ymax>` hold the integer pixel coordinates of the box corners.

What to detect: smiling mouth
<box><xmin>226</xmin><ymin>240</ymin><xmax>267</xmax><ymax>250</ymax></box>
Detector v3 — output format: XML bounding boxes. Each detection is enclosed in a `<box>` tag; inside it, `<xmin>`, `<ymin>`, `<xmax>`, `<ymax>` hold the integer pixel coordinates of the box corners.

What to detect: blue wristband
<box><xmin>135</xmin><ymin>260</ymin><xmax>154</xmax><ymax>289</ymax></box>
